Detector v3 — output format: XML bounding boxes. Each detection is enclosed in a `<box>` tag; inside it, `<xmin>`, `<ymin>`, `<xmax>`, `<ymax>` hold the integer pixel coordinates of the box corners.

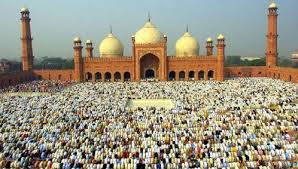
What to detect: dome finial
<box><xmin>21</xmin><ymin>6</ymin><xmax>29</xmax><ymax>12</ymax></box>
<box><xmin>148</xmin><ymin>12</ymin><xmax>151</xmax><ymax>22</ymax></box>
<box><xmin>186</xmin><ymin>25</ymin><xmax>189</xmax><ymax>32</ymax></box>
<box><xmin>269</xmin><ymin>2</ymin><xmax>277</xmax><ymax>8</ymax></box>
<box><xmin>109</xmin><ymin>25</ymin><xmax>113</xmax><ymax>34</ymax></box>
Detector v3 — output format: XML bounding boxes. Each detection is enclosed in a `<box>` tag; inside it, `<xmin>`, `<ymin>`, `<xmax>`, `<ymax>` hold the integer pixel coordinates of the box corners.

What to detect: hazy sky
<box><xmin>0</xmin><ymin>0</ymin><xmax>297</xmax><ymax>60</ymax></box>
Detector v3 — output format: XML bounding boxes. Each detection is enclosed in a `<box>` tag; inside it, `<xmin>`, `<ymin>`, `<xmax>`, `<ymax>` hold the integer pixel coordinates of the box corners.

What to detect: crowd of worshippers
<box><xmin>0</xmin><ymin>78</ymin><xmax>297</xmax><ymax>169</ymax></box>
<box><xmin>0</xmin><ymin>80</ymin><xmax>74</xmax><ymax>93</ymax></box>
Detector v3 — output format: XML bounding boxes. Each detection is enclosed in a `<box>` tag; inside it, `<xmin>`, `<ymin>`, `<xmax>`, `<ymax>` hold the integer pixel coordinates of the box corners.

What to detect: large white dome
<box><xmin>134</xmin><ymin>21</ymin><xmax>165</xmax><ymax>44</ymax></box>
<box><xmin>175</xmin><ymin>31</ymin><xmax>199</xmax><ymax>57</ymax></box>
<box><xmin>99</xmin><ymin>33</ymin><xmax>124</xmax><ymax>58</ymax></box>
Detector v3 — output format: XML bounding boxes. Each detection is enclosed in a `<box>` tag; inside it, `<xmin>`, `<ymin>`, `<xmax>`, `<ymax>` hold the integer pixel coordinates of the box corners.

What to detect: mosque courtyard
<box><xmin>0</xmin><ymin>78</ymin><xmax>298</xmax><ymax>168</ymax></box>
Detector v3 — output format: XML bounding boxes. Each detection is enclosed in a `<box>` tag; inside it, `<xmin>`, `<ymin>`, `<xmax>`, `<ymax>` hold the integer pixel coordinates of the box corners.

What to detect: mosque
<box><xmin>0</xmin><ymin>2</ymin><xmax>298</xmax><ymax>87</ymax></box>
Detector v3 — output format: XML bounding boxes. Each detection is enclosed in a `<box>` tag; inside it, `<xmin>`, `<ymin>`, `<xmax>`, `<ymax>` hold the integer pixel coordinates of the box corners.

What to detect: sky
<box><xmin>0</xmin><ymin>0</ymin><xmax>297</xmax><ymax>60</ymax></box>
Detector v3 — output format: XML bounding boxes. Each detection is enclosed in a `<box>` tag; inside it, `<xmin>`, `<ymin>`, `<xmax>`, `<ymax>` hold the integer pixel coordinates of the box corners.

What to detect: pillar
<box><xmin>73</xmin><ymin>37</ymin><xmax>84</xmax><ymax>82</ymax></box>
<box><xmin>175</xmin><ymin>71</ymin><xmax>179</xmax><ymax>81</ymax></box>
<box><xmin>185</xmin><ymin>70</ymin><xmax>189</xmax><ymax>81</ymax></box>
<box><xmin>216</xmin><ymin>34</ymin><xmax>225</xmax><ymax>81</ymax></box>
<box><xmin>161</xmin><ymin>35</ymin><xmax>168</xmax><ymax>81</ymax></box>
<box><xmin>194</xmin><ymin>72</ymin><xmax>198</xmax><ymax>81</ymax></box>
<box><xmin>204</xmin><ymin>71</ymin><xmax>208</xmax><ymax>80</ymax></box>
<box><xmin>266</xmin><ymin>3</ymin><xmax>278</xmax><ymax>67</ymax></box>
<box><xmin>92</xmin><ymin>73</ymin><xmax>96</xmax><ymax>83</ymax></box>
<box><xmin>20</xmin><ymin>7</ymin><xmax>34</xmax><ymax>72</ymax></box>
<box><xmin>132</xmin><ymin>36</ymin><xmax>139</xmax><ymax>81</ymax></box>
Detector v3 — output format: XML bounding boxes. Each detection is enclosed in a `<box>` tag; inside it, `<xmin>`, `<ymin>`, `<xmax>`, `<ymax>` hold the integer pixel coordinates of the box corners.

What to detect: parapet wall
<box><xmin>267</xmin><ymin>67</ymin><xmax>298</xmax><ymax>83</ymax></box>
<box><xmin>224</xmin><ymin>66</ymin><xmax>298</xmax><ymax>83</ymax></box>
<box><xmin>0</xmin><ymin>71</ymin><xmax>32</xmax><ymax>88</ymax></box>
<box><xmin>33</xmin><ymin>69</ymin><xmax>74</xmax><ymax>81</ymax></box>
<box><xmin>224</xmin><ymin>66</ymin><xmax>267</xmax><ymax>78</ymax></box>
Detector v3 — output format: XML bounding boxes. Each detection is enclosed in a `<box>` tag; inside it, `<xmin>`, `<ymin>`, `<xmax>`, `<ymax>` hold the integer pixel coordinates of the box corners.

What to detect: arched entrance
<box><xmin>189</xmin><ymin>71</ymin><xmax>195</xmax><ymax>80</ymax></box>
<box><xmin>95</xmin><ymin>72</ymin><xmax>102</xmax><ymax>82</ymax></box>
<box><xmin>198</xmin><ymin>71</ymin><xmax>204</xmax><ymax>80</ymax></box>
<box><xmin>140</xmin><ymin>53</ymin><xmax>159</xmax><ymax>79</ymax></box>
<box><xmin>179</xmin><ymin>71</ymin><xmax>185</xmax><ymax>80</ymax></box>
<box><xmin>168</xmin><ymin>71</ymin><xmax>176</xmax><ymax>80</ymax></box>
<box><xmin>145</xmin><ymin>69</ymin><xmax>155</xmax><ymax>78</ymax></box>
<box><xmin>104</xmin><ymin>72</ymin><xmax>111</xmax><ymax>81</ymax></box>
<box><xmin>114</xmin><ymin>72</ymin><xmax>121</xmax><ymax>81</ymax></box>
<box><xmin>208</xmin><ymin>70</ymin><xmax>214</xmax><ymax>80</ymax></box>
<box><xmin>124</xmin><ymin>72</ymin><xmax>131</xmax><ymax>81</ymax></box>
<box><xmin>86</xmin><ymin>72</ymin><xmax>92</xmax><ymax>81</ymax></box>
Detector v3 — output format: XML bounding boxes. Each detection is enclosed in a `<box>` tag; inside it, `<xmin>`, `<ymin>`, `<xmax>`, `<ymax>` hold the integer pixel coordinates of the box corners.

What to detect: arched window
<box><xmin>124</xmin><ymin>72</ymin><xmax>131</xmax><ymax>81</ymax></box>
<box><xmin>198</xmin><ymin>71</ymin><xmax>205</xmax><ymax>80</ymax></box>
<box><xmin>179</xmin><ymin>71</ymin><xmax>185</xmax><ymax>80</ymax></box>
<box><xmin>168</xmin><ymin>71</ymin><xmax>176</xmax><ymax>81</ymax></box>
<box><xmin>188</xmin><ymin>71</ymin><xmax>195</xmax><ymax>80</ymax></box>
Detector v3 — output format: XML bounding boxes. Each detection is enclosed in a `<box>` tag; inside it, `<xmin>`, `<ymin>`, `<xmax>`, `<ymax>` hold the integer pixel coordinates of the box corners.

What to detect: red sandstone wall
<box><xmin>0</xmin><ymin>71</ymin><xmax>32</xmax><ymax>88</ymax></box>
<box><xmin>167</xmin><ymin>56</ymin><xmax>218</xmax><ymax>80</ymax></box>
<box><xmin>224</xmin><ymin>66</ymin><xmax>268</xmax><ymax>78</ymax></box>
<box><xmin>83</xmin><ymin>57</ymin><xmax>134</xmax><ymax>81</ymax></box>
<box><xmin>267</xmin><ymin>67</ymin><xmax>298</xmax><ymax>83</ymax></box>
<box><xmin>33</xmin><ymin>70</ymin><xmax>74</xmax><ymax>81</ymax></box>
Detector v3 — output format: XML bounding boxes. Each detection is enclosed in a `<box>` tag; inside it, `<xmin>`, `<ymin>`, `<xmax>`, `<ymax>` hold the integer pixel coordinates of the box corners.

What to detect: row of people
<box><xmin>0</xmin><ymin>78</ymin><xmax>297</xmax><ymax>168</ymax></box>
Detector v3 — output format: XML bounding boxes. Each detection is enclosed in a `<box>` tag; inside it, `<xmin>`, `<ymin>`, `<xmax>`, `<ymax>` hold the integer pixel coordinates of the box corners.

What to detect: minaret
<box><xmin>216</xmin><ymin>34</ymin><xmax>225</xmax><ymax>81</ymax></box>
<box><xmin>266</xmin><ymin>2</ymin><xmax>278</xmax><ymax>67</ymax></box>
<box><xmin>206</xmin><ymin>37</ymin><xmax>213</xmax><ymax>56</ymax></box>
<box><xmin>73</xmin><ymin>37</ymin><xmax>83</xmax><ymax>82</ymax></box>
<box><xmin>20</xmin><ymin>7</ymin><xmax>34</xmax><ymax>72</ymax></box>
<box><xmin>86</xmin><ymin>40</ymin><xmax>93</xmax><ymax>58</ymax></box>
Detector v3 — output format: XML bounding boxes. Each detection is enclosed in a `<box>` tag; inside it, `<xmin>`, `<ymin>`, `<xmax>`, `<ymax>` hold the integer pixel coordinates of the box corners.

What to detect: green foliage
<box><xmin>34</xmin><ymin>56</ymin><xmax>74</xmax><ymax>69</ymax></box>
<box><xmin>293</xmin><ymin>62</ymin><xmax>298</xmax><ymax>68</ymax></box>
<box><xmin>277</xmin><ymin>58</ymin><xmax>293</xmax><ymax>67</ymax></box>
<box><xmin>225</xmin><ymin>56</ymin><xmax>241</xmax><ymax>66</ymax></box>
<box><xmin>225</xmin><ymin>56</ymin><xmax>266</xmax><ymax>66</ymax></box>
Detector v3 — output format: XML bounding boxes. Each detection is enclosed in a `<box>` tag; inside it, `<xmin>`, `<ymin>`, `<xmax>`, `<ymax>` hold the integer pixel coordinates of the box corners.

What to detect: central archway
<box><xmin>140</xmin><ymin>53</ymin><xmax>160</xmax><ymax>79</ymax></box>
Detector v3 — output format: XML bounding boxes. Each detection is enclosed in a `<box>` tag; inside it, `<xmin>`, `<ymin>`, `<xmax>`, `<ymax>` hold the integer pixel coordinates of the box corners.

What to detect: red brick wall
<box><xmin>267</xmin><ymin>67</ymin><xmax>298</xmax><ymax>83</ymax></box>
<box><xmin>224</xmin><ymin>66</ymin><xmax>267</xmax><ymax>78</ymax></box>
<box><xmin>33</xmin><ymin>70</ymin><xmax>74</xmax><ymax>81</ymax></box>
<box><xmin>0</xmin><ymin>71</ymin><xmax>32</xmax><ymax>88</ymax></box>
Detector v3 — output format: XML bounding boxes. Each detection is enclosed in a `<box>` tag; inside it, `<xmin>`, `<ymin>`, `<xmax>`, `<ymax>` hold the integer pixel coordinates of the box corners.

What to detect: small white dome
<box><xmin>73</xmin><ymin>37</ymin><xmax>81</xmax><ymax>42</ymax></box>
<box><xmin>99</xmin><ymin>33</ymin><xmax>124</xmax><ymax>58</ymax></box>
<box><xmin>134</xmin><ymin>21</ymin><xmax>165</xmax><ymax>44</ymax></box>
<box><xmin>21</xmin><ymin>7</ymin><xmax>29</xmax><ymax>12</ymax></box>
<box><xmin>86</xmin><ymin>40</ymin><xmax>92</xmax><ymax>44</ymax></box>
<box><xmin>269</xmin><ymin>2</ymin><xmax>277</xmax><ymax>8</ymax></box>
<box><xmin>175</xmin><ymin>31</ymin><xmax>199</xmax><ymax>57</ymax></box>
<box><xmin>206</xmin><ymin>37</ymin><xmax>213</xmax><ymax>42</ymax></box>
<box><xmin>217</xmin><ymin>34</ymin><xmax>225</xmax><ymax>40</ymax></box>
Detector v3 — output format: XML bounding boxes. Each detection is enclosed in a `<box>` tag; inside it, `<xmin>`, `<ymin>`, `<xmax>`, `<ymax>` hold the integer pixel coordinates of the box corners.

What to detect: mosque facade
<box><xmin>0</xmin><ymin>3</ymin><xmax>298</xmax><ymax>87</ymax></box>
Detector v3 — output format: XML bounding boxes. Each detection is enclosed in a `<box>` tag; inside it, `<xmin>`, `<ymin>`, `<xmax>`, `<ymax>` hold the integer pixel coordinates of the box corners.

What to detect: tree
<box><xmin>34</xmin><ymin>57</ymin><xmax>74</xmax><ymax>69</ymax></box>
